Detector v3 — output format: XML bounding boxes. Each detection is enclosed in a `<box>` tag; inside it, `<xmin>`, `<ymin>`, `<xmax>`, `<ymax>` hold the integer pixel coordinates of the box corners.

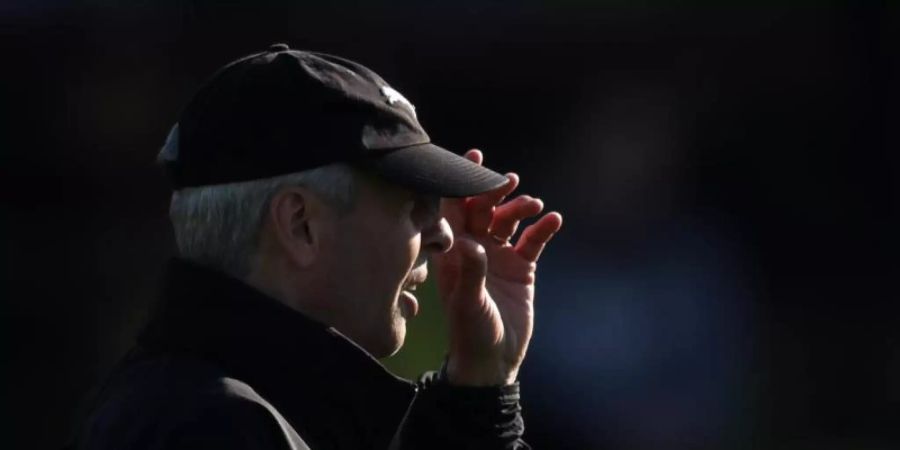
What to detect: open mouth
<box><xmin>400</xmin><ymin>266</ymin><xmax>428</xmax><ymax>318</ymax></box>
<box><xmin>403</xmin><ymin>265</ymin><xmax>428</xmax><ymax>292</ymax></box>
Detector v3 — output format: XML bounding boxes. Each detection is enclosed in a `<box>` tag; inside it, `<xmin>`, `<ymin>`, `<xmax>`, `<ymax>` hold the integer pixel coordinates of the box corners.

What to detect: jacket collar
<box><xmin>138</xmin><ymin>258</ymin><xmax>416</xmax><ymax>446</ymax></box>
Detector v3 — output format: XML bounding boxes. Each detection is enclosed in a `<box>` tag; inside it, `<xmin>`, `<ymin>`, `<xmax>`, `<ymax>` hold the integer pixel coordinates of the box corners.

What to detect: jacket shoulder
<box><xmin>76</xmin><ymin>354</ymin><xmax>308</xmax><ymax>450</ymax></box>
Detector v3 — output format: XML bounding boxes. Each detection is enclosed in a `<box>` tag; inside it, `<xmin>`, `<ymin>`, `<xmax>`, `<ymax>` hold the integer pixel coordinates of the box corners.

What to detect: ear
<box><xmin>267</xmin><ymin>186</ymin><xmax>321</xmax><ymax>269</ymax></box>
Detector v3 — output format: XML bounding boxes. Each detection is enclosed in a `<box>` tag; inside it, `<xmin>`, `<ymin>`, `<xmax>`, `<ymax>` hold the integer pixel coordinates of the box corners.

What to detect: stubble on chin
<box><xmin>380</xmin><ymin>302</ymin><xmax>407</xmax><ymax>357</ymax></box>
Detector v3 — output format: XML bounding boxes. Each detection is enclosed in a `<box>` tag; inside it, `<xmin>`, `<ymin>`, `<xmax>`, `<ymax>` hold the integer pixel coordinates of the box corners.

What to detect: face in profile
<box><xmin>315</xmin><ymin>173</ymin><xmax>452</xmax><ymax>358</ymax></box>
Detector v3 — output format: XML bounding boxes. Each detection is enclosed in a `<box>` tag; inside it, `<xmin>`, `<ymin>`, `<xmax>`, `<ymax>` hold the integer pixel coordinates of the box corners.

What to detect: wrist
<box><xmin>445</xmin><ymin>357</ymin><xmax>518</xmax><ymax>387</ymax></box>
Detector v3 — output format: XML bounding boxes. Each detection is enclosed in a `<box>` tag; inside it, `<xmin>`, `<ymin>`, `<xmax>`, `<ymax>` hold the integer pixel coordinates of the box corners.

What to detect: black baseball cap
<box><xmin>158</xmin><ymin>43</ymin><xmax>508</xmax><ymax>197</ymax></box>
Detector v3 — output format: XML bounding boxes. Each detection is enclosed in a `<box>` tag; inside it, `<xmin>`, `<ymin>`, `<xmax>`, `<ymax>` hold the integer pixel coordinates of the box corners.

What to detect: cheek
<box><xmin>396</xmin><ymin>228</ymin><xmax>421</xmax><ymax>273</ymax></box>
<box><xmin>379</xmin><ymin>233</ymin><xmax>419</xmax><ymax>287</ymax></box>
<box><xmin>369</xmin><ymin>217</ymin><xmax>420</xmax><ymax>266</ymax></box>
<box><xmin>342</xmin><ymin>229</ymin><xmax>411</xmax><ymax>295</ymax></box>
<box><xmin>340</xmin><ymin>207</ymin><xmax>421</xmax><ymax>299</ymax></box>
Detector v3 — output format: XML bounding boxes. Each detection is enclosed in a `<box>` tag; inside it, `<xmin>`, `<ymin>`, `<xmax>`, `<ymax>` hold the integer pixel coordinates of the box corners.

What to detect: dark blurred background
<box><xmin>1</xmin><ymin>1</ymin><xmax>897</xmax><ymax>449</ymax></box>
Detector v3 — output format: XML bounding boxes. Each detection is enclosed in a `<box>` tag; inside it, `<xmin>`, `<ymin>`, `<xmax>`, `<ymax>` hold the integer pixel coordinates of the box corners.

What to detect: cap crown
<box><xmin>160</xmin><ymin>45</ymin><xmax>430</xmax><ymax>188</ymax></box>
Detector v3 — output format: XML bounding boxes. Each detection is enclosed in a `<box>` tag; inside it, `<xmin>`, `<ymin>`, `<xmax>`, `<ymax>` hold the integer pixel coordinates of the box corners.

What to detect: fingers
<box><xmin>489</xmin><ymin>195</ymin><xmax>543</xmax><ymax>242</ymax></box>
<box><xmin>464</xmin><ymin>149</ymin><xmax>483</xmax><ymax>165</ymax></box>
<box><xmin>514</xmin><ymin>212</ymin><xmax>563</xmax><ymax>262</ymax></box>
<box><xmin>441</xmin><ymin>149</ymin><xmax>486</xmax><ymax>236</ymax></box>
<box><xmin>464</xmin><ymin>173</ymin><xmax>519</xmax><ymax>235</ymax></box>
<box><xmin>448</xmin><ymin>237</ymin><xmax>489</xmax><ymax>315</ymax></box>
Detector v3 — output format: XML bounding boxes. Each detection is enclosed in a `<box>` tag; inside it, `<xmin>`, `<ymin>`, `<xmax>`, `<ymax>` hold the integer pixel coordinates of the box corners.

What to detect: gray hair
<box><xmin>169</xmin><ymin>164</ymin><xmax>358</xmax><ymax>278</ymax></box>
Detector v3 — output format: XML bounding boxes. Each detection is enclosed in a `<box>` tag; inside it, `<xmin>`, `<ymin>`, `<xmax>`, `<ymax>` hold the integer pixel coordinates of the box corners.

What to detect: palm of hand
<box><xmin>436</xmin><ymin>236</ymin><xmax>535</xmax><ymax>360</ymax></box>
<box><xmin>483</xmin><ymin>240</ymin><xmax>536</xmax><ymax>367</ymax></box>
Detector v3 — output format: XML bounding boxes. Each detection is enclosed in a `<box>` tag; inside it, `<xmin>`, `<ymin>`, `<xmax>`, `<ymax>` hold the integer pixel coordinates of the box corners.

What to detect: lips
<box><xmin>403</xmin><ymin>266</ymin><xmax>428</xmax><ymax>292</ymax></box>
<box><xmin>400</xmin><ymin>266</ymin><xmax>428</xmax><ymax>318</ymax></box>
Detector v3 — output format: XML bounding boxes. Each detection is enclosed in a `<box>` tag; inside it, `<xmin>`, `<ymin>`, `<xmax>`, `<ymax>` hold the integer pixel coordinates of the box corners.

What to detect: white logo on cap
<box><xmin>380</xmin><ymin>86</ymin><xmax>417</xmax><ymax>119</ymax></box>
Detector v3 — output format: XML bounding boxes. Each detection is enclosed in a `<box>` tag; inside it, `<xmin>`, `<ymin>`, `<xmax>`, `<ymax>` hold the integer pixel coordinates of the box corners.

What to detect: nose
<box><xmin>422</xmin><ymin>217</ymin><xmax>453</xmax><ymax>254</ymax></box>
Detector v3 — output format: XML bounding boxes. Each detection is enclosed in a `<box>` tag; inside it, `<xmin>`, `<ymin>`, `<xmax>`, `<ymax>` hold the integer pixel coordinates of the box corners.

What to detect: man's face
<box><xmin>315</xmin><ymin>173</ymin><xmax>452</xmax><ymax>358</ymax></box>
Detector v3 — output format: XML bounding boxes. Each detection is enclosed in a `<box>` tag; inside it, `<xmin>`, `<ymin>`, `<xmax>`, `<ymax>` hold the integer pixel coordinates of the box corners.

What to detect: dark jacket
<box><xmin>74</xmin><ymin>259</ymin><xmax>529</xmax><ymax>449</ymax></box>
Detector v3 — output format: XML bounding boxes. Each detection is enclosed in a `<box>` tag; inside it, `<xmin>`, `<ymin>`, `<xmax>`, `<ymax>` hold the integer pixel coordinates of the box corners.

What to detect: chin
<box><xmin>368</xmin><ymin>320</ymin><xmax>406</xmax><ymax>359</ymax></box>
<box><xmin>368</xmin><ymin>338</ymin><xmax>404</xmax><ymax>359</ymax></box>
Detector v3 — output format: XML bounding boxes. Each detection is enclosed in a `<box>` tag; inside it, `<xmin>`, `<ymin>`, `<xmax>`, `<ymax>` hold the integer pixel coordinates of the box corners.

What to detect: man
<box><xmin>74</xmin><ymin>43</ymin><xmax>562</xmax><ymax>449</ymax></box>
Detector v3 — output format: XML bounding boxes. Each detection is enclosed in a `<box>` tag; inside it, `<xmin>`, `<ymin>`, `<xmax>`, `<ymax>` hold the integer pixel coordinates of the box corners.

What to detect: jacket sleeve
<box><xmin>389</xmin><ymin>370</ymin><xmax>531</xmax><ymax>450</ymax></box>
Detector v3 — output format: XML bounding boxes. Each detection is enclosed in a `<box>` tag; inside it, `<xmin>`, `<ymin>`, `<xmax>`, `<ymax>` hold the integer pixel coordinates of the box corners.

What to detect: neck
<box><xmin>245</xmin><ymin>255</ymin><xmax>347</xmax><ymax>340</ymax></box>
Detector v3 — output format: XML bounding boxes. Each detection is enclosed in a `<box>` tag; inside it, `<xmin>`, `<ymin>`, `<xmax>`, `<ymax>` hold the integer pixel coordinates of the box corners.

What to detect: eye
<box><xmin>411</xmin><ymin>194</ymin><xmax>440</xmax><ymax>226</ymax></box>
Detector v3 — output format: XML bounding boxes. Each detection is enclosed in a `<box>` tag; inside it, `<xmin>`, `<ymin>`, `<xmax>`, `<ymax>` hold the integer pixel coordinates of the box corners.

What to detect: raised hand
<box><xmin>434</xmin><ymin>149</ymin><xmax>563</xmax><ymax>386</ymax></box>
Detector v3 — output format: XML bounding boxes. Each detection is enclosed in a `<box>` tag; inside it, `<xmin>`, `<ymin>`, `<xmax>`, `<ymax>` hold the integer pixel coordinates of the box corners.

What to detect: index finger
<box><xmin>514</xmin><ymin>212</ymin><xmax>563</xmax><ymax>262</ymax></box>
<box><xmin>440</xmin><ymin>149</ymin><xmax>486</xmax><ymax>235</ymax></box>
<box><xmin>465</xmin><ymin>173</ymin><xmax>519</xmax><ymax>236</ymax></box>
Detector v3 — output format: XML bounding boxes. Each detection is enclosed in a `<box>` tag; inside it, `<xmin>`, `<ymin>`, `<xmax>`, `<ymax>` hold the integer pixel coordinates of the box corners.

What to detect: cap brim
<box><xmin>358</xmin><ymin>143</ymin><xmax>509</xmax><ymax>198</ymax></box>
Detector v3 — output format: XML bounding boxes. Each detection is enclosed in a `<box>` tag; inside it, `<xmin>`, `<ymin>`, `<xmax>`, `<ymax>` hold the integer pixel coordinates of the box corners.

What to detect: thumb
<box><xmin>449</xmin><ymin>237</ymin><xmax>488</xmax><ymax>313</ymax></box>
